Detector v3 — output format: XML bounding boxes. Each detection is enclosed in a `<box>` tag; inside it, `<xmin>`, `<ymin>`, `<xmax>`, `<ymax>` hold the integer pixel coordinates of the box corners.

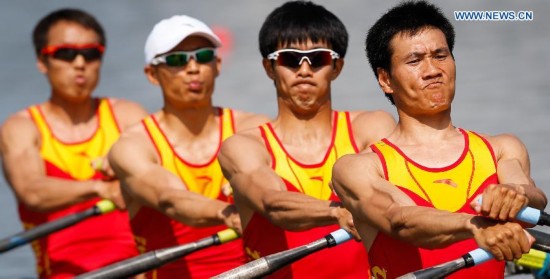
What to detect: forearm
<box><xmin>158</xmin><ymin>189</ymin><xmax>227</xmax><ymax>227</ymax></box>
<box><xmin>13</xmin><ymin>178</ymin><xmax>100</xmax><ymax>212</ymax></box>
<box><xmin>263</xmin><ymin>191</ymin><xmax>339</xmax><ymax>231</ymax></box>
<box><xmin>387</xmin><ymin>205</ymin><xmax>475</xmax><ymax>249</ymax></box>
<box><xmin>521</xmin><ymin>183</ymin><xmax>547</xmax><ymax>210</ymax></box>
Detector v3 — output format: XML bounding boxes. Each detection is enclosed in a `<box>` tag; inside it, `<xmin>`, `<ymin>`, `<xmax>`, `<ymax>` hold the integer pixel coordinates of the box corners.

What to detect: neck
<box><xmin>272</xmin><ymin>103</ymin><xmax>333</xmax><ymax>144</ymax></box>
<box><xmin>45</xmin><ymin>96</ymin><xmax>97</xmax><ymax>125</ymax></box>
<box><xmin>160</xmin><ymin>105</ymin><xmax>218</xmax><ymax>138</ymax></box>
<box><xmin>391</xmin><ymin>109</ymin><xmax>457</xmax><ymax>145</ymax></box>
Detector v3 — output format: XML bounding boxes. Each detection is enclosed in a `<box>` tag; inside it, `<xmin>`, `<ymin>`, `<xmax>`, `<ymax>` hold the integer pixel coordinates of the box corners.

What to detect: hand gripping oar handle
<box><xmin>212</xmin><ymin>228</ymin><xmax>353</xmax><ymax>279</ymax></box>
<box><xmin>397</xmin><ymin>227</ymin><xmax>550</xmax><ymax>278</ymax></box>
<box><xmin>0</xmin><ymin>200</ymin><xmax>115</xmax><ymax>254</ymax></box>
<box><xmin>477</xmin><ymin>196</ymin><xmax>550</xmax><ymax>226</ymax></box>
<box><xmin>76</xmin><ymin>228</ymin><xmax>239</xmax><ymax>279</ymax></box>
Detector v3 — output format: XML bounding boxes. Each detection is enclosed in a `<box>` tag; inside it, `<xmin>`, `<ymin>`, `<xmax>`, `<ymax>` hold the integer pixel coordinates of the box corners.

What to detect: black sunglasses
<box><xmin>41</xmin><ymin>44</ymin><xmax>105</xmax><ymax>62</ymax></box>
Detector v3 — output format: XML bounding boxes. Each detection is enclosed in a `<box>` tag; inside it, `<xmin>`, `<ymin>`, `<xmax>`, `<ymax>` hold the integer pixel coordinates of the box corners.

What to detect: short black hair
<box><xmin>365</xmin><ymin>0</ymin><xmax>455</xmax><ymax>104</ymax></box>
<box><xmin>259</xmin><ymin>1</ymin><xmax>348</xmax><ymax>58</ymax></box>
<box><xmin>33</xmin><ymin>8</ymin><xmax>106</xmax><ymax>57</ymax></box>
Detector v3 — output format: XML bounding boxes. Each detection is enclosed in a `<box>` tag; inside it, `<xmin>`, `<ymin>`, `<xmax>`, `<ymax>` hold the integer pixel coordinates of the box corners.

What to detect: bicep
<box><xmin>219</xmin><ymin>135</ymin><xmax>285</xmax><ymax>212</ymax></box>
<box><xmin>492</xmin><ymin>134</ymin><xmax>531</xmax><ymax>183</ymax></box>
<box><xmin>331</xmin><ymin>154</ymin><xmax>414</xmax><ymax>232</ymax></box>
<box><xmin>108</xmin><ymin>135</ymin><xmax>177</xmax><ymax>206</ymax></box>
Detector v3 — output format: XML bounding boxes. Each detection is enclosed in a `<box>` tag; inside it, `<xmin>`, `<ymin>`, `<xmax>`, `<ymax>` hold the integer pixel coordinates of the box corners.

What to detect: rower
<box><xmin>107</xmin><ymin>14</ymin><xmax>269</xmax><ymax>278</ymax></box>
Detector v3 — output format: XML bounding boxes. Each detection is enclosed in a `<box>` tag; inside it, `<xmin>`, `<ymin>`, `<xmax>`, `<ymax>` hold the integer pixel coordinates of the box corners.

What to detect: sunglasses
<box><xmin>150</xmin><ymin>48</ymin><xmax>217</xmax><ymax>67</ymax></box>
<box><xmin>267</xmin><ymin>48</ymin><xmax>340</xmax><ymax>68</ymax></box>
<box><xmin>41</xmin><ymin>44</ymin><xmax>105</xmax><ymax>62</ymax></box>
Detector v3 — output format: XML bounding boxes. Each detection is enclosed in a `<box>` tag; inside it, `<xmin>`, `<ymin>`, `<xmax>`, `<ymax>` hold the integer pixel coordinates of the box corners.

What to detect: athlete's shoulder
<box><xmin>105</xmin><ymin>97</ymin><xmax>148</xmax><ymax>130</ymax></box>
<box><xmin>0</xmin><ymin>108</ymin><xmax>40</xmax><ymax>153</ymax></box>
<box><xmin>226</xmin><ymin>107</ymin><xmax>270</xmax><ymax>132</ymax></box>
<box><xmin>346</xmin><ymin>110</ymin><xmax>396</xmax><ymax>151</ymax></box>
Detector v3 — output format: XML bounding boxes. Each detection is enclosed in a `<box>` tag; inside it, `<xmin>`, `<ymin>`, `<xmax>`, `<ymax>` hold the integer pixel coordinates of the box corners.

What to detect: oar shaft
<box><xmin>213</xmin><ymin>228</ymin><xmax>353</xmax><ymax>279</ymax></box>
<box><xmin>77</xmin><ymin>228</ymin><xmax>239</xmax><ymax>279</ymax></box>
<box><xmin>0</xmin><ymin>207</ymin><xmax>97</xmax><ymax>253</ymax></box>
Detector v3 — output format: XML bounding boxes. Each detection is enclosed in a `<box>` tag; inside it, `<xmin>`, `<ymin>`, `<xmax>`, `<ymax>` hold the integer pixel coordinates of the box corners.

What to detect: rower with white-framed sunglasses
<box><xmin>217</xmin><ymin>1</ymin><xmax>396</xmax><ymax>278</ymax></box>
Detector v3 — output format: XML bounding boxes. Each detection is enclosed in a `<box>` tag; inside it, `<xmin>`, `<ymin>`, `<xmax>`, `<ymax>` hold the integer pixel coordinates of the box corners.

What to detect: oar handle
<box><xmin>216</xmin><ymin>228</ymin><xmax>239</xmax><ymax>244</ymax></box>
<box><xmin>464</xmin><ymin>248</ymin><xmax>492</xmax><ymax>266</ymax></box>
<box><xmin>476</xmin><ymin>197</ymin><xmax>547</xmax><ymax>225</ymax></box>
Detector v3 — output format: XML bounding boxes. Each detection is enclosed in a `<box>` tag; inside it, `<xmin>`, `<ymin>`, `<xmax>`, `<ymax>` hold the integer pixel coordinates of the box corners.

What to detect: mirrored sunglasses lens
<box><xmin>195</xmin><ymin>49</ymin><xmax>215</xmax><ymax>63</ymax></box>
<box><xmin>277</xmin><ymin>52</ymin><xmax>301</xmax><ymax>68</ymax></box>
<box><xmin>309</xmin><ymin>52</ymin><xmax>333</xmax><ymax>67</ymax></box>
<box><xmin>165</xmin><ymin>53</ymin><xmax>189</xmax><ymax>66</ymax></box>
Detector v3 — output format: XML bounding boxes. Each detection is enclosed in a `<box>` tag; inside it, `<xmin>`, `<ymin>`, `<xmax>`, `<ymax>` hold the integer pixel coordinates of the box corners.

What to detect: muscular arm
<box><xmin>219</xmin><ymin>133</ymin><xmax>351</xmax><ymax>232</ymax></box>
<box><xmin>332</xmin><ymin>152</ymin><xmax>531</xmax><ymax>260</ymax></box>
<box><xmin>0</xmin><ymin>115</ymin><xmax>118</xmax><ymax>211</ymax></box>
<box><xmin>475</xmin><ymin>134</ymin><xmax>547</xmax><ymax>221</ymax></box>
<box><xmin>108</xmin><ymin>128</ymin><xmax>236</xmax><ymax>229</ymax></box>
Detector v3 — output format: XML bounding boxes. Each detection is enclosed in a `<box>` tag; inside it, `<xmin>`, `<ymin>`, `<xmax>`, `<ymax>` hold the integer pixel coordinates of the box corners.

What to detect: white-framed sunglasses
<box><xmin>267</xmin><ymin>48</ymin><xmax>340</xmax><ymax>68</ymax></box>
<box><xmin>151</xmin><ymin>47</ymin><xmax>217</xmax><ymax>67</ymax></box>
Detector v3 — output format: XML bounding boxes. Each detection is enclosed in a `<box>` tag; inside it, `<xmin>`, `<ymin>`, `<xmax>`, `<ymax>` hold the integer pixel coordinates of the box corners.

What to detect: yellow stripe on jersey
<box><xmin>373</xmin><ymin>129</ymin><xmax>496</xmax><ymax>212</ymax></box>
<box><xmin>28</xmin><ymin>98</ymin><xmax>120</xmax><ymax>180</ymax></box>
<box><xmin>261</xmin><ymin>111</ymin><xmax>358</xmax><ymax>200</ymax></box>
<box><xmin>142</xmin><ymin>107</ymin><xmax>234</xmax><ymax>199</ymax></box>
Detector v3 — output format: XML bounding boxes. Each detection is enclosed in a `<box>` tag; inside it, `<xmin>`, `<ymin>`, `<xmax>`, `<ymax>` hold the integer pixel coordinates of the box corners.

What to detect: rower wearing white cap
<box><xmin>107</xmin><ymin>15</ymin><xmax>269</xmax><ymax>278</ymax></box>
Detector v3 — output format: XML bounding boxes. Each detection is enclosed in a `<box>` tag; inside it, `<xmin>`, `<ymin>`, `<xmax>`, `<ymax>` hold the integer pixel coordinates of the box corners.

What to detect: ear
<box><xmin>377</xmin><ymin>67</ymin><xmax>394</xmax><ymax>94</ymax></box>
<box><xmin>330</xmin><ymin>58</ymin><xmax>344</xmax><ymax>80</ymax></box>
<box><xmin>36</xmin><ymin>57</ymin><xmax>48</xmax><ymax>74</ymax></box>
<box><xmin>144</xmin><ymin>65</ymin><xmax>160</xmax><ymax>86</ymax></box>
<box><xmin>262</xmin><ymin>58</ymin><xmax>276</xmax><ymax>80</ymax></box>
<box><xmin>214</xmin><ymin>56</ymin><xmax>222</xmax><ymax>77</ymax></box>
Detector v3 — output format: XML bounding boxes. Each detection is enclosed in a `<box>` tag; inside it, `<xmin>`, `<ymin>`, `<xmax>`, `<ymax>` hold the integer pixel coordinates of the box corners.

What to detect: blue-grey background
<box><xmin>0</xmin><ymin>1</ymin><xmax>548</xmax><ymax>277</ymax></box>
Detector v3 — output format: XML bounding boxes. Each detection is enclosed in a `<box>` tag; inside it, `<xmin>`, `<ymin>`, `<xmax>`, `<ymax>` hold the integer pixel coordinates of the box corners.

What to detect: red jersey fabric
<box><xmin>368</xmin><ymin>129</ymin><xmax>505</xmax><ymax>279</ymax></box>
<box><xmin>20</xmin><ymin>98</ymin><xmax>138</xmax><ymax>278</ymax></box>
<box><xmin>131</xmin><ymin>108</ymin><xmax>246</xmax><ymax>279</ymax></box>
<box><xmin>242</xmin><ymin>111</ymin><xmax>371</xmax><ymax>278</ymax></box>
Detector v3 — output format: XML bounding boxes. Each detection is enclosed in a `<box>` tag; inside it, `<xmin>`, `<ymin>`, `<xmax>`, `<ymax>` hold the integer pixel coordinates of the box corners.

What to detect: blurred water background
<box><xmin>0</xmin><ymin>0</ymin><xmax>548</xmax><ymax>277</ymax></box>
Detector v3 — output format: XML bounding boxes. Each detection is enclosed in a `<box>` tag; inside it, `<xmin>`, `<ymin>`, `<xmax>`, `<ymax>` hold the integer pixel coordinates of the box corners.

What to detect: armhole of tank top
<box><xmin>27</xmin><ymin>106</ymin><xmax>45</xmax><ymax>148</ymax></box>
<box><xmin>141</xmin><ymin>118</ymin><xmax>163</xmax><ymax>166</ymax></box>
<box><xmin>225</xmin><ymin>107</ymin><xmax>236</xmax><ymax>135</ymax></box>
<box><xmin>259</xmin><ymin>125</ymin><xmax>276</xmax><ymax>169</ymax></box>
<box><xmin>470</xmin><ymin>130</ymin><xmax>498</xmax><ymax>167</ymax></box>
<box><xmin>371</xmin><ymin>144</ymin><xmax>389</xmax><ymax>180</ymax></box>
<box><xmin>343</xmin><ymin>111</ymin><xmax>360</xmax><ymax>153</ymax></box>
<box><xmin>102</xmin><ymin>98</ymin><xmax>122</xmax><ymax>134</ymax></box>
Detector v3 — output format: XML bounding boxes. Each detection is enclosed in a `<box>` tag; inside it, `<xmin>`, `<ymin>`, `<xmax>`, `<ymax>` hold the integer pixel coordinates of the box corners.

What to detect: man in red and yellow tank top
<box><xmin>107</xmin><ymin>15</ymin><xmax>269</xmax><ymax>278</ymax></box>
<box><xmin>0</xmin><ymin>9</ymin><xmax>147</xmax><ymax>278</ymax></box>
<box><xmin>218</xmin><ymin>2</ymin><xmax>395</xmax><ymax>278</ymax></box>
<box><xmin>331</xmin><ymin>2</ymin><xmax>548</xmax><ymax>279</ymax></box>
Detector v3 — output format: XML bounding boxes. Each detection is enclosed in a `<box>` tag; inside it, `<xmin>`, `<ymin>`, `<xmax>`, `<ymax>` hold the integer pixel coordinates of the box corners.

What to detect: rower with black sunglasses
<box><xmin>107</xmin><ymin>15</ymin><xmax>269</xmax><ymax>278</ymax></box>
<box><xmin>217</xmin><ymin>1</ymin><xmax>396</xmax><ymax>278</ymax></box>
<box><xmin>0</xmin><ymin>8</ymin><xmax>148</xmax><ymax>278</ymax></box>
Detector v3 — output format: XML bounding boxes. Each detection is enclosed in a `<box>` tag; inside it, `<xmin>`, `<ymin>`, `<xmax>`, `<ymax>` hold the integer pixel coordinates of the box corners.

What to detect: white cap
<box><xmin>144</xmin><ymin>15</ymin><xmax>221</xmax><ymax>64</ymax></box>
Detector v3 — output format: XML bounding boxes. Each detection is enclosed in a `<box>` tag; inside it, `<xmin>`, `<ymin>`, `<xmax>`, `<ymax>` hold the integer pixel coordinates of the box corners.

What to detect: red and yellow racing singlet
<box><xmin>369</xmin><ymin>129</ymin><xmax>505</xmax><ymax>279</ymax></box>
<box><xmin>131</xmin><ymin>107</ymin><xmax>246</xmax><ymax>279</ymax></box>
<box><xmin>19</xmin><ymin>98</ymin><xmax>138</xmax><ymax>278</ymax></box>
<box><xmin>243</xmin><ymin>111</ymin><xmax>371</xmax><ymax>278</ymax></box>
